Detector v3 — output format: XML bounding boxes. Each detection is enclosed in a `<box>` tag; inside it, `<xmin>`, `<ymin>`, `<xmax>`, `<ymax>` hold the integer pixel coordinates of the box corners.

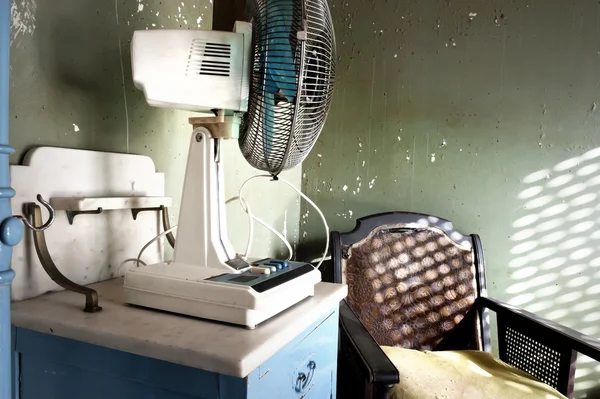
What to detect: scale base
<box><xmin>124</xmin><ymin>262</ymin><xmax>321</xmax><ymax>329</ymax></box>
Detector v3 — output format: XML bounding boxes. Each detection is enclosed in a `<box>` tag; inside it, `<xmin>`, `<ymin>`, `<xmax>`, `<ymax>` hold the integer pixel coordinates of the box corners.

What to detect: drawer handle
<box><xmin>295</xmin><ymin>361</ymin><xmax>316</xmax><ymax>393</ymax></box>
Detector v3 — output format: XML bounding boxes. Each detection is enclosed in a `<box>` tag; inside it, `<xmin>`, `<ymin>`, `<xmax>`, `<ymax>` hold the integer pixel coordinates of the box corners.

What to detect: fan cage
<box><xmin>240</xmin><ymin>0</ymin><xmax>336</xmax><ymax>175</ymax></box>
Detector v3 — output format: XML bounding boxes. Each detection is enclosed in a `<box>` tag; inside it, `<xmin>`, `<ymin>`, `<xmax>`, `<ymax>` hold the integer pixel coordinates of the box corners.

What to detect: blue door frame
<box><xmin>0</xmin><ymin>1</ymin><xmax>23</xmax><ymax>398</ymax></box>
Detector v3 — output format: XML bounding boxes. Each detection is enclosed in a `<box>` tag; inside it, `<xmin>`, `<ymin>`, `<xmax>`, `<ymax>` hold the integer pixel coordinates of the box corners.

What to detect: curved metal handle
<box><xmin>295</xmin><ymin>372</ymin><xmax>307</xmax><ymax>393</ymax></box>
<box><xmin>295</xmin><ymin>361</ymin><xmax>316</xmax><ymax>393</ymax></box>
<box><xmin>16</xmin><ymin>194</ymin><xmax>55</xmax><ymax>232</ymax></box>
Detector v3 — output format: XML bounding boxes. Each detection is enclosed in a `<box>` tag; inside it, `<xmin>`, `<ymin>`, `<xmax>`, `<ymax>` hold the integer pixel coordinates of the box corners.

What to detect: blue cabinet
<box><xmin>247</xmin><ymin>310</ymin><xmax>338</xmax><ymax>399</ymax></box>
<box><xmin>12</xmin><ymin>306</ymin><xmax>340</xmax><ymax>399</ymax></box>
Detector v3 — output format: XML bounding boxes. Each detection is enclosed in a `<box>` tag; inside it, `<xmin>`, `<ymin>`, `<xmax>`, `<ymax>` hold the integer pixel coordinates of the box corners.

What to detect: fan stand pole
<box><xmin>172</xmin><ymin>114</ymin><xmax>243</xmax><ymax>271</ymax></box>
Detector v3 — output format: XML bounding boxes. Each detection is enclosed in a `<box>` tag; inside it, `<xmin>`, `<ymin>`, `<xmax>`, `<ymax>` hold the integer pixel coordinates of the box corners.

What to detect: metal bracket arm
<box><xmin>65</xmin><ymin>208</ymin><xmax>103</xmax><ymax>225</ymax></box>
<box><xmin>27</xmin><ymin>203</ymin><xmax>102</xmax><ymax>313</ymax></box>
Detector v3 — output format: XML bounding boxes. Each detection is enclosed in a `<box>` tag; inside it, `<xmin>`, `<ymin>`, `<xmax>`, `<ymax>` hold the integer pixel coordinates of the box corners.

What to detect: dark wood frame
<box><xmin>331</xmin><ymin>212</ymin><xmax>600</xmax><ymax>399</ymax></box>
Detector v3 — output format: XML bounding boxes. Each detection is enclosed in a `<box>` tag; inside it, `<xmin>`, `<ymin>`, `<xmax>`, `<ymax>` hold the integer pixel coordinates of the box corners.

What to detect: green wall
<box><xmin>301</xmin><ymin>0</ymin><xmax>600</xmax><ymax>395</ymax></box>
<box><xmin>9</xmin><ymin>1</ymin><xmax>300</xmax><ymax>264</ymax></box>
<box><xmin>9</xmin><ymin>0</ymin><xmax>600</xmax><ymax>396</ymax></box>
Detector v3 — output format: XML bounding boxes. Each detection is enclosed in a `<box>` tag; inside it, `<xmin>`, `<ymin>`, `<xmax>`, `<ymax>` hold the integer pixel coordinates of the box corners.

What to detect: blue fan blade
<box><xmin>263</xmin><ymin>91</ymin><xmax>274</xmax><ymax>159</ymax></box>
<box><xmin>262</xmin><ymin>0</ymin><xmax>298</xmax><ymax>102</ymax></box>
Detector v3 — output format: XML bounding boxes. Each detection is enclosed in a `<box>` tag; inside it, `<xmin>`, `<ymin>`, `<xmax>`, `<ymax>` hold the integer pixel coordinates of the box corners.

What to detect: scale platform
<box><xmin>124</xmin><ymin>259</ymin><xmax>321</xmax><ymax>329</ymax></box>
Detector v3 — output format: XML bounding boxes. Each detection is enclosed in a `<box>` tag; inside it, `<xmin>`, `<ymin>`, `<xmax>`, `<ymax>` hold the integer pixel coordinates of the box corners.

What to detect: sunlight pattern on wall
<box><xmin>510</xmin><ymin>147</ymin><xmax>600</xmax><ymax>397</ymax></box>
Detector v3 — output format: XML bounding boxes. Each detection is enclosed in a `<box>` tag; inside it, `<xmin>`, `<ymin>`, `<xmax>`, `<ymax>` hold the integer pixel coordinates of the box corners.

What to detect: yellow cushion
<box><xmin>381</xmin><ymin>346</ymin><xmax>567</xmax><ymax>399</ymax></box>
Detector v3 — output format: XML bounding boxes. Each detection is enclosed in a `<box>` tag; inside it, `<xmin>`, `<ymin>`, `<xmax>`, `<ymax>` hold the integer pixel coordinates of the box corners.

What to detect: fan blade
<box><xmin>263</xmin><ymin>0</ymin><xmax>298</xmax><ymax>102</ymax></box>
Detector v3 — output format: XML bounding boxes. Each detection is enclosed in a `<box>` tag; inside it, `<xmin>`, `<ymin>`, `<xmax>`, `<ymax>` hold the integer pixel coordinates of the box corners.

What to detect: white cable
<box><xmin>121</xmin><ymin>192</ymin><xmax>292</xmax><ymax>274</ymax></box>
<box><xmin>136</xmin><ymin>226</ymin><xmax>178</xmax><ymax>268</ymax></box>
<box><xmin>118</xmin><ymin>226</ymin><xmax>177</xmax><ymax>276</ymax></box>
<box><xmin>239</xmin><ymin>195</ymin><xmax>256</xmax><ymax>257</ymax></box>
<box><xmin>117</xmin><ymin>258</ymin><xmax>147</xmax><ymax>277</ymax></box>
<box><xmin>238</xmin><ymin>175</ymin><xmax>272</xmax><ymax>257</ymax></box>
<box><xmin>276</xmin><ymin>176</ymin><xmax>329</xmax><ymax>269</ymax></box>
<box><xmin>237</xmin><ymin>174</ymin><xmax>330</xmax><ymax>269</ymax></box>
<box><xmin>121</xmin><ymin>174</ymin><xmax>327</xmax><ymax>272</ymax></box>
<box><xmin>226</xmin><ymin>196</ymin><xmax>293</xmax><ymax>261</ymax></box>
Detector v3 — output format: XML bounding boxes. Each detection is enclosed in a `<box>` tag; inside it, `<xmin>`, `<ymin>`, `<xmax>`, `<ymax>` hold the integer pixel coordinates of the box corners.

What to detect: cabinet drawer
<box><xmin>249</xmin><ymin>305</ymin><xmax>339</xmax><ymax>399</ymax></box>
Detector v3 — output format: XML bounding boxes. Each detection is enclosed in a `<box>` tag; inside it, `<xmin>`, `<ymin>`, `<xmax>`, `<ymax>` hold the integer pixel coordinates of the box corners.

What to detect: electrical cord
<box><xmin>117</xmin><ymin>258</ymin><xmax>147</xmax><ymax>277</ymax></box>
<box><xmin>225</xmin><ymin>196</ymin><xmax>293</xmax><ymax>260</ymax></box>
<box><xmin>237</xmin><ymin>175</ymin><xmax>271</xmax><ymax>257</ymax></box>
<box><xmin>121</xmin><ymin>175</ymin><xmax>329</xmax><ymax>272</ymax></box>
<box><xmin>277</xmin><ymin>176</ymin><xmax>329</xmax><ymax>269</ymax></box>
<box><xmin>136</xmin><ymin>225</ymin><xmax>178</xmax><ymax>268</ymax></box>
<box><xmin>119</xmin><ymin>195</ymin><xmax>293</xmax><ymax>274</ymax></box>
<box><xmin>119</xmin><ymin>226</ymin><xmax>179</xmax><ymax>276</ymax></box>
<box><xmin>238</xmin><ymin>174</ymin><xmax>330</xmax><ymax>269</ymax></box>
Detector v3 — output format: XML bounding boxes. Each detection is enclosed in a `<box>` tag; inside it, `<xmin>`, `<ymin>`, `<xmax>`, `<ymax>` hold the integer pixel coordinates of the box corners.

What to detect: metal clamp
<box><xmin>25</xmin><ymin>201</ymin><xmax>102</xmax><ymax>313</ymax></box>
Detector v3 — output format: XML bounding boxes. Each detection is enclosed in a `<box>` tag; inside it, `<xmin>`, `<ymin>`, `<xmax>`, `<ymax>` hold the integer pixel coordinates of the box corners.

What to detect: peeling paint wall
<box><xmin>301</xmin><ymin>0</ymin><xmax>600</xmax><ymax>395</ymax></box>
<box><xmin>10</xmin><ymin>0</ymin><xmax>36</xmax><ymax>46</ymax></box>
<box><xmin>9</xmin><ymin>1</ymin><xmax>300</xmax><ymax>261</ymax></box>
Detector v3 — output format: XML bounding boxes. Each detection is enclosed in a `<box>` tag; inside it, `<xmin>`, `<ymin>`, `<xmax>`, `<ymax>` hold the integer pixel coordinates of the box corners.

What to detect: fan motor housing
<box><xmin>131</xmin><ymin>22</ymin><xmax>252</xmax><ymax>113</ymax></box>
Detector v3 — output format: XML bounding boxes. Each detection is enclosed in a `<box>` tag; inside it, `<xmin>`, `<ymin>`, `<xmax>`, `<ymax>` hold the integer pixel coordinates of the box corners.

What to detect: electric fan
<box><xmin>123</xmin><ymin>0</ymin><xmax>336</xmax><ymax>328</ymax></box>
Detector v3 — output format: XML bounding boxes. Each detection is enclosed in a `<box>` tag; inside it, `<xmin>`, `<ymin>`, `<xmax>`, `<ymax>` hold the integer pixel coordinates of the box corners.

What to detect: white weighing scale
<box><xmin>123</xmin><ymin>21</ymin><xmax>326</xmax><ymax>329</ymax></box>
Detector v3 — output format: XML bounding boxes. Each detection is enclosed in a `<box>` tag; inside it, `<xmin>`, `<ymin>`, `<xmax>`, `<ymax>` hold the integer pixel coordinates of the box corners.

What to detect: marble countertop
<box><xmin>11</xmin><ymin>278</ymin><xmax>347</xmax><ymax>378</ymax></box>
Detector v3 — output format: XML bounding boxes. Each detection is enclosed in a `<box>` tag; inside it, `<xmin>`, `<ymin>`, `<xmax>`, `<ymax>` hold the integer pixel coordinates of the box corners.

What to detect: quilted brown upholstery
<box><xmin>342</xmin><ymin>223</ymin><xmax>481</xmax><ymax>351</ymax></box>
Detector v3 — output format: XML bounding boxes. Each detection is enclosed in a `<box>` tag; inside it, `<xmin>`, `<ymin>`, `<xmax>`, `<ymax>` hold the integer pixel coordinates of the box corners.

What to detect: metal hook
<box><xmin>16</xmin><ymin>194</ymin><xmax>56</xmax><ymax>232</ymax></box>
